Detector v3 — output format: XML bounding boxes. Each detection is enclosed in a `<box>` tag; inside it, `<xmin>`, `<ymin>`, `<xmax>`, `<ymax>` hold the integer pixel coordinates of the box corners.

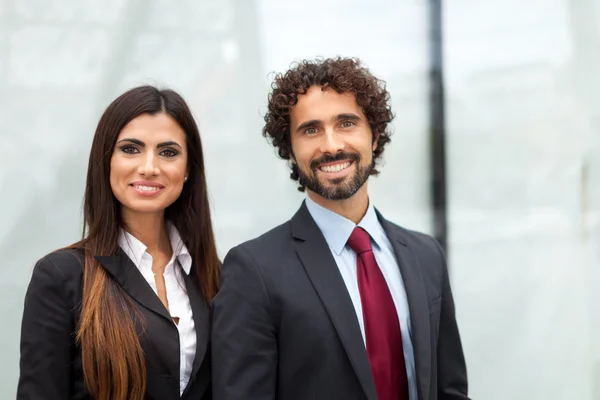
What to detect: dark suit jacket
<box><xmin>17</xmin><ymin>247</ymin><xmax>211</xmax><ymax>400</ymax></box>
<box><xmin>211</xmin><ymin>202</ymin><xmax>469</xmax><ymax>400</ymax></box>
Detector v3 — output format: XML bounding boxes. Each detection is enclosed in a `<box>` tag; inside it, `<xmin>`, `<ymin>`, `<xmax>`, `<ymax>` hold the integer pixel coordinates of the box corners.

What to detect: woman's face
<box><xmin>110</xmin><ymin>112</ymin><xmax>188</xmax><ymax>219</ymax></box>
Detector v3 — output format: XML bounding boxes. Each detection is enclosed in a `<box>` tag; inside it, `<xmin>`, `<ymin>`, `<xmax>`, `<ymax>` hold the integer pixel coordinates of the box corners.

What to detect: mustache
<box><xmin>310</xmin><ymin>152</ymin><xmax>360</xmax><ymax>171</ymax></box>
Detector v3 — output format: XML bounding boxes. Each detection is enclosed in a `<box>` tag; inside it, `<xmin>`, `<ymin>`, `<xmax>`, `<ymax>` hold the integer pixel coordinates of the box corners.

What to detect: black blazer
<box><xmin>211</xmin><ymin>202</ymin><xmax>469</xmax><ymax>400</ymax></box>
<box><xmin>17</xmin><ymin>247</ymin><xmax>211</xmax><ymax>400</ymax></box>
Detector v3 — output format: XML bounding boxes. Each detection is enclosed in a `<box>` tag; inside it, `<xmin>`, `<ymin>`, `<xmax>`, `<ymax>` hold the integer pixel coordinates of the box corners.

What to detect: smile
<box><xmin>318</xmin><ymin>161</ymin><xmax>352</xmax><ymax>173</ymax></box>
<box><xmin>130</xmin><ymin>182</ymin><xmax>165</xmax><ymax>196</ymax></box>
<box><xmin>133</xmin><ymin>185</ymin><xmax>161</xmax><ymax>192</ymax></box>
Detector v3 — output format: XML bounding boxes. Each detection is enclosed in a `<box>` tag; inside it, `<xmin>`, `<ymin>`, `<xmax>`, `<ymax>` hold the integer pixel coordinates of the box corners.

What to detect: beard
<box><xmin>297</xmin><ymin>151</ymin><xmax>373</xmax><ymax>200</ymax></box>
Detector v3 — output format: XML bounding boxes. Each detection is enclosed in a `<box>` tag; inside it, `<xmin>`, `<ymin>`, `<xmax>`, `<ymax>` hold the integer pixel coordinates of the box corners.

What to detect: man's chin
<box><xmin>324</xmin><ymin>176</ymin><xmax>347</xmax><ymax>185</ymax></box>
<box><xmin>310</xmin><ymin>183</ymin><xmax>356</xmax><ymax>201</ymax></box>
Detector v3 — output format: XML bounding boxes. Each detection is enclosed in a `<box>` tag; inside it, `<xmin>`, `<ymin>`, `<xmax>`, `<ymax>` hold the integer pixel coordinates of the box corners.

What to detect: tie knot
<box><xmin>347</xmin><ymin>227</ymin><xmax>373</xmax><ymax>255</ymax></box>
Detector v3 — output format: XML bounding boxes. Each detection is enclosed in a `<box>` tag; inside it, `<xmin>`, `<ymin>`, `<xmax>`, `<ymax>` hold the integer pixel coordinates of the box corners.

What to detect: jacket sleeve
<box><xmin>431</xmin><ymin>238</ymin><xmax>471</xmax><ymax>400</ymax></box>
<box><xmin>17</xmin><ymin>256</ymin><xmax>75</xmax><ymax>400</ymax></box>
<box><xmin>211</xmin><ymin>245</ymin><xmax>277</xmax><ymax>400</ymax></box>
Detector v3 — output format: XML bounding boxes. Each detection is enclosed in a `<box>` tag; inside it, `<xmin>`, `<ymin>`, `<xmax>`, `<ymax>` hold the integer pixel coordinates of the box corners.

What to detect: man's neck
<box><xmin>121</xmin><ymin>210</ymin><xmax>171</xmax><ymax>257</ymax></box>
<box><xmin>307</xmin><ymin>184</ymin><xmax>370</xmax><ymax>224</ymax></box>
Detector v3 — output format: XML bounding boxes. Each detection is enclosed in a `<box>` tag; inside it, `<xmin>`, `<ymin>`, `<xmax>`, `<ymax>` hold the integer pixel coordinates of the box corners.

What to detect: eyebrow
<box><xmin>335</xmin><ymin>113</ymin><xmax>361</xmax><ymax>122</ymax></box>
<box><xmin>295</xmin><ymin>113</ymin><xmax>362</xmax><ymax>133</ymax></box>
<box><xmin>116</xmin><ymin>138</ymin><xmax>182</xmax><ymax>149</ymax></box>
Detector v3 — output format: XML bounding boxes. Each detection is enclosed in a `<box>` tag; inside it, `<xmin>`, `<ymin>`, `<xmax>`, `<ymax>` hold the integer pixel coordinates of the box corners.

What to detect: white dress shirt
<box><xmin>118</xmin><ymin>224</ymin><xmax>196</xmax><ymax>396</ymax></box>
<box><xmin>305</xmin><ymin>196</ymin><xmax>418</xmax><ymax>400</ymax></box>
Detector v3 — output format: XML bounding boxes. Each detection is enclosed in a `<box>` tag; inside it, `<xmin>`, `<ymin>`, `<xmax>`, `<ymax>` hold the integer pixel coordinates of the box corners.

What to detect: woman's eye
<box><xmin>160</xmin><ymin>148</ymin><xmax>178</xmax><ymax>157</ymax></box>
<box><xmin>120</xmin><ymin>146</ymin><xmax>139</xmax><ymax>154</ymax></box>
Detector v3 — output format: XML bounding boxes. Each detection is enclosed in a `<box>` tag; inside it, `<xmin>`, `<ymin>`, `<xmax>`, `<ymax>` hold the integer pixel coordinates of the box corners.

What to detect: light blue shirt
<box><xmin>305</xmin><ymin>196</ymin><xmax>418</xmax><ymax>400</ymax></box>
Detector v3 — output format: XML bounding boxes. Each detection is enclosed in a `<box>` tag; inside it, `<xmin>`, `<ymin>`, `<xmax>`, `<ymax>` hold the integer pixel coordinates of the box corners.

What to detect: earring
<box><xmin>184</xmin><ymin>176</ymin><xmax>188</xmax><ymax>182</ymax></box>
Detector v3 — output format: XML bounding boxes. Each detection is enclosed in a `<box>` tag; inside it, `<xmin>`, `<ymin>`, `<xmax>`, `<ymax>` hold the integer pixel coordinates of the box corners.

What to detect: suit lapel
<box><xmin>292</xmin><ymin>203</ymin><xmax>378</xmax><ymax>400</ymax></box>
<box><xmin>378</xmin><ymin>213</ymin><xmax>432</xmax><ymax>400</ymax></box>
<box><xmin>97</xmin><ymin>252</ymin><xmax>211</xmax><ymax>397</ymax></box>
<box><xmin>180</xmin><ymin>268</ymin><xmax>210</xmax><ymax>396</ymax></box>
<box><xmin>96</xmin><ymin>250</ymin><xmax>181</xmax><ymax>394</ymax></box>
<box><xmin>95</xmin><ymin>250</ymin><xmax>172</xmax><ymax>322</ymax></box>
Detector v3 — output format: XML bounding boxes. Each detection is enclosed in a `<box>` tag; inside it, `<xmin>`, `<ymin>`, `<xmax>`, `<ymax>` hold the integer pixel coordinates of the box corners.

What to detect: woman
<box><xmin>17</xmin><ymin>86</ymin><xmax>220</xmax><ymax>400</ymax></box>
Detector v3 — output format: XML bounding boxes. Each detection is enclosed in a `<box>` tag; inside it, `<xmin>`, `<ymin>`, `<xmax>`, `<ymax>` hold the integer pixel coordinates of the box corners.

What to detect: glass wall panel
<box><xmin>0</xmin><ymin>0</ymin><xmax>430</xmax><ymax>395</ymax></box>
<box><xmin>446</xmin><ymin>0</ymin><xmax>599</xmax><ymax>398</ymax></box>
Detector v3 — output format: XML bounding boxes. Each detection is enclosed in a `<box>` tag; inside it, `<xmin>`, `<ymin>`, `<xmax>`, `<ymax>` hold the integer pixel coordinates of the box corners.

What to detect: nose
<box><xmin>138</xmin><ymin>152</ymin><xmax>159</xmax><ymax>176</ymax></box>
<box><xmin>320</xmin><ymin>128</ymin><xmax>345</xmax><ymax>155</ymax></box>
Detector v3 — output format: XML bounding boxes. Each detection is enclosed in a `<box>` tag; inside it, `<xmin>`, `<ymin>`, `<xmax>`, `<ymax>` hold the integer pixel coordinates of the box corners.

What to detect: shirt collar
<box><xmin>357</xmin><ymin>202</ymin><xmax>386</xmax><ymax>251</ymax></box>
<box><xmin>167</xmin><ymin>223</ymin><xmax>192</xmax><ymax>274</ymax></box>
<box><xmin>118</xmin><ymin>222</ymin><xmax>192</xmax><ymax>274</ymax></box>
<box><xmin>304</xmin><ymin>195</ymin><xmax>385</xmax><ymax>255</ymax></box>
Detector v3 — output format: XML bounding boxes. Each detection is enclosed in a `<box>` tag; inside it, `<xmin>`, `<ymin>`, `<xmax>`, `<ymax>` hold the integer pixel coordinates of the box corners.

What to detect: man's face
<box><xmin>289</xmin><ymin>86</ymin><xmax>377</xmax><ymax>201</ymax></box>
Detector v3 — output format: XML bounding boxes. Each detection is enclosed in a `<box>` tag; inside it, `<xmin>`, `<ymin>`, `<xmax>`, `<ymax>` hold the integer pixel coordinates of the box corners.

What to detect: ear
<box><xmin>372</xmin><ymin>130</ymin><xmax>379</xmax><ymax>152</ymax></box>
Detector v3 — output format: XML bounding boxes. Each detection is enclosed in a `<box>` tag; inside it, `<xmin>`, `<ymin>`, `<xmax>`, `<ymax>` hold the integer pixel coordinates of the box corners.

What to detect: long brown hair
<box><xmin>69</xmin><ymin>85</ymin><xmax>220</xmax><ymax>400</ymax></box>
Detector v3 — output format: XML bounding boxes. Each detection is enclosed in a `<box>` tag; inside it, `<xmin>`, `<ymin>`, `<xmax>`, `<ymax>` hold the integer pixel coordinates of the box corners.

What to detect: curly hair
<box><xmin>263</xmin><ymin>57</ymin><xmax>394</xmax><ymax>191</ymax></box>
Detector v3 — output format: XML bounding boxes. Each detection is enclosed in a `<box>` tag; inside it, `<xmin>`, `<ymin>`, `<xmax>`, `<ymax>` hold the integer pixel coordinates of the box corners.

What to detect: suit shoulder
<box><xmin>385</xmin><ymin>220</ymin><xmax>438</xmax><ymax>249</ymax></box>
<box><xmin>235</xmin><ymin>220</ymin><xmax>293</xmax><ymax>254</ymax></box>
<box><xmin>25</xmin><ymin>248</ymin><xmax>84</xmax><ymax>309</ymax></box>
<box><xmin>223</xmin><ymin>220</ymin><xmax>294</xmax><ymax>271</ymax></box>
<box><xmin>35</xmin><ymin>247</ymin><xmax>85</xmax><ymax>282</ymax></box>
<box><xmin>383</xmin><ymin>220</ymin><xmax>447</xmax><ymax>269</ymax></box>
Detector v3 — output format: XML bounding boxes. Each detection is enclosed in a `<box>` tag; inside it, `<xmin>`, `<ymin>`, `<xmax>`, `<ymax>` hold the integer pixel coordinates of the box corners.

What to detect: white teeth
<box><xmin>134</xmin><ymin>185</ymin><xmax>161</xmax><ymax>192</ymax></box>
<box><xmin>320</xmin><ymin>162</ymin><xmax>351</xmax><ymax>173</ymax></box>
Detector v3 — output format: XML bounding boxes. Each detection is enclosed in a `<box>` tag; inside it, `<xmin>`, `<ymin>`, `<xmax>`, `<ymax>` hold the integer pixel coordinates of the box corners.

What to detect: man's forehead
<box><xmin>292</xmin><ymin>87</ymin><xmax>364</xmax><ymax>121</ymax></box>
<box><xmin>297</xmin><ymin>85</ymin><xmax>357</xmax><ymax>102</ymax></box>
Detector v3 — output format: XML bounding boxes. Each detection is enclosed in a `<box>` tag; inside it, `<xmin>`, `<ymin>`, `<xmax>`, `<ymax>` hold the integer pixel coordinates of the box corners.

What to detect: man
<box><xmin>211</xmin><ymin>57</ymin><xmax>470</xmax><ymax>400</ymax></box>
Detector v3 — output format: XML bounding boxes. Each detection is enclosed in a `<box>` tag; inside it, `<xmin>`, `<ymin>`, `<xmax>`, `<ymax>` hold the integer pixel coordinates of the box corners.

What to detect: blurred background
<box><xmin>1</xmin><ymin>0</ymin><xmax>598</xmax><ymax>399</ymax></box>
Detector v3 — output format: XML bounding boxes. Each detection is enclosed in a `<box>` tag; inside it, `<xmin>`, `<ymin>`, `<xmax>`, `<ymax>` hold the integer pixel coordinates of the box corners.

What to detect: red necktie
<box><xmin>347</xmin><ymin>227</ymin><xmax>409</xmax><ymax>400</ymax></box>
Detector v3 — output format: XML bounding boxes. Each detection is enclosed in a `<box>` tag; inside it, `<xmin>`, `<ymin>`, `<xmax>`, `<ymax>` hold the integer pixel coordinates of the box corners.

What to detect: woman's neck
<box><xmin>122</xmin><ymin>210</ymin><xmax>171</xmax><ymax>257</ymax></box>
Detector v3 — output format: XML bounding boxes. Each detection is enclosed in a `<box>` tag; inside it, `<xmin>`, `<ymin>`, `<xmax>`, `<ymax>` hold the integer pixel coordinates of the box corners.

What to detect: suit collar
<box><xmin>374</xmin><ymin>208</ymin><xmax>408</xmax><ymax>246</ymax></box>
<box><xmin>304</xmin><ymin>197</ymin><xmax>355</xmax><ymax>255</ymax></box>
<box><xmin>304</xmin><ymin>196</ymin><xmax>387</xmax><ymax>255</ymax></box>
<box><xmin>118</xmin><ymin>224</ymin><xmax>192</xmax><ymax>275</ymax></box>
